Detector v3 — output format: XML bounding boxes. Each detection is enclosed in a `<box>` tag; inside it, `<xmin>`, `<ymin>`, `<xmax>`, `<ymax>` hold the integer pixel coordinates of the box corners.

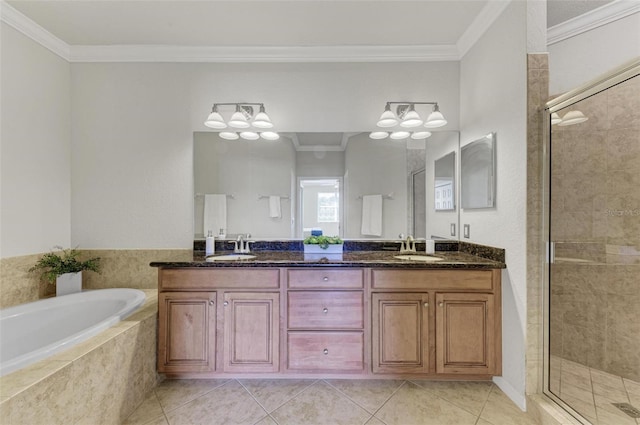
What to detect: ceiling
<box><xmin>6</xmin><ymin>1</ymin><xmax>488</xmax><ymax>47</ymax></box>
<box><xmin>5</xmin><ymin>0</ymin><xmax>614</xmax><ymax>49</ymax></box>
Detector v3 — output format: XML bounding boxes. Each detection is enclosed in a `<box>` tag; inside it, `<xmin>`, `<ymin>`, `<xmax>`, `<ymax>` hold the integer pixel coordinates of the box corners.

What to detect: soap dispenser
<box><xmin>206</xmin><ymin>230</ymin><xmax>215</xmax><ymax>256</ymax></box>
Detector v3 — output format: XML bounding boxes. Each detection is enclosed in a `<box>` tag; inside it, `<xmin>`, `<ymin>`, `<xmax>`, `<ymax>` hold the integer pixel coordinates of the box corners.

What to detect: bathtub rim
<box><xmin>0</xmin><ymin>288</ymin><xmax>146</xmax><ymax>378</ymax></box>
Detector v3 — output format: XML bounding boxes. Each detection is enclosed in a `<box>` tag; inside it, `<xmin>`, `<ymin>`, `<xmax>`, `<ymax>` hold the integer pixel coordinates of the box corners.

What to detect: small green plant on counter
<box><xmin>303</xmin><ymin>235</ymin><xmax>343</xmax><ymax>249</ymax></box>
<box><xmin>29</xmin><ymin>246</ymin><xmax>101</xmax><ymax>283</ymax></box>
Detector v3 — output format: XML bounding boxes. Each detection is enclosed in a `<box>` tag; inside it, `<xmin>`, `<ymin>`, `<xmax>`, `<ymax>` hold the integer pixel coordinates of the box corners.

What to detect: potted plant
<box><xmin>303</xmin><ymin>235</ymin><xmax>343</xmax><ymax>254</ymax></box>
<box><xmin>29</xmin><ymin>246</ymin><xmax>101</xmax><ymax>296</ymax></box>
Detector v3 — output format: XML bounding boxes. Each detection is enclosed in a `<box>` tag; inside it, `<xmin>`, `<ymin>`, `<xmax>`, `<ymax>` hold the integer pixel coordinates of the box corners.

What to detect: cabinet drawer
<box><xmin>287</xmin><ymin>331</ymin><xmax>364</xmax><ymax>371</ymax></box>
<box><xmin>160</xmin><ymin>268</ymin><xmax>280</xmax><ymax>290</ymax></box>
<box><xmin>287</xmin><ymin>269</ymin><xmax>363</xmax><ymax>289</ymax></box>
<box><xmin>288</xmin><ymin>291</ymin><xmax>364</xmax><ymax>329</ymax></box>
<box><xmin>371</xmin><ymin>269</ymin><xmax>493</xmax><ymax>291</ymax></box>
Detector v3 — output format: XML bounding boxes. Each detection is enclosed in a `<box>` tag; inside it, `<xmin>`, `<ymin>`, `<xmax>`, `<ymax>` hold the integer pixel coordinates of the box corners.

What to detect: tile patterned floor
<box><xmin>549</xmin><ymin>356</ymin><xmax>640</xmax><ymax>425</ymax></box>
<box><xmin>124</xmin><ymin>379</ymin><xmax>538</xmax><ymax>425</ymax></box>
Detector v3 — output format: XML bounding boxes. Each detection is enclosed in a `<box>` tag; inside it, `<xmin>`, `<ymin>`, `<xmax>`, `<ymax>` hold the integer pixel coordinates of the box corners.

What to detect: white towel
<box><xmin>203</xmin><ymin>194</ymin><xmax>227</xmax><ymax>236</ymax></box>
<box><xmin>361</xmin><ymin>194</ymin><xmax>382</xmax><ymax>236</ymax></box>
<box><xmin>269</xmin><ymin>196</ymin><xmax>282</xmax><ymax>219</ymax></box>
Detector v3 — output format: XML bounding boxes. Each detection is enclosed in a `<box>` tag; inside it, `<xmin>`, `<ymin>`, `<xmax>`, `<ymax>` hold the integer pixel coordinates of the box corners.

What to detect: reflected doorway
<box><xmin>298</xmin><ymin>178</ymin><xmax>343</xmax><ymax>238</ymax></box>
<box><xmin>412</xmin><ymin>169</ymin><xmax>426</xmax><ymax>238</ymax></box>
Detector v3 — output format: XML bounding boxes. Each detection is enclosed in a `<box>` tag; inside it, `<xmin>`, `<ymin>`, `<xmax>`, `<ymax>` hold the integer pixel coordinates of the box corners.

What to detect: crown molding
<box><xmin>457</xmin><ymin>0</ymin><xmax>512</xmax><ymax>58</ymax></box>
<box><xmin>547</xmin><ymin>0</ymin><xmax>640</xmax><ymax>45</ymax></box>
<box><xmin>0</xmin><ymin>1</ymin><xmax>70</xmax><ymax>60</ymax></box>
<box><xmin>68</xmin><ymin>44</ymin><xmax>460</xmax><ymax>63</ymax></box>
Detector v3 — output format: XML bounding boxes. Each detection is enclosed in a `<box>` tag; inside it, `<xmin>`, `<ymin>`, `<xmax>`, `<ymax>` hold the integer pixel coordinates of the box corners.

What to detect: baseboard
<box><xmin>493</xmin><ymin>376</ymin><xmax>527</xmax><ymax>411</ymax></box>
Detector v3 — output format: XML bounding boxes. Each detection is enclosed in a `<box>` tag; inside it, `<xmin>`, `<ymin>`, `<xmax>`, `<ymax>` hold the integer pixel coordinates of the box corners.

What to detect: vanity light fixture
<box><xmin>204</xmin><ymin>102</ymin><xmax>279</xmax><ymax>140</ymax></box>
<box><xmin>371</xmin><ymin>101</ymin><xmax>445</xmax><ymax>140</ymax></box>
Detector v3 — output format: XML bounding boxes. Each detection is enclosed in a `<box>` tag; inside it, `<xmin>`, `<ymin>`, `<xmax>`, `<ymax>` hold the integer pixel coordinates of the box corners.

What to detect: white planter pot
<box><xmin>56</xmin><ymin>271</ymin><xmax>82</xmax><ymax>296</ymax></box>
<box><xmin>303</xmin><ymin>244</ymin><xmax>343</xmax><ymax>254</ymax></box>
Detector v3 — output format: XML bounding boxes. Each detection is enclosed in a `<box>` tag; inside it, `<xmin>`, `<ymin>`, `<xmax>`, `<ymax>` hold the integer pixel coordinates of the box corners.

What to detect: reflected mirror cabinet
<box><xmin>194</xmin><ymin>131</ymin><xmax>462</xmax><ymax>241</ymax></box>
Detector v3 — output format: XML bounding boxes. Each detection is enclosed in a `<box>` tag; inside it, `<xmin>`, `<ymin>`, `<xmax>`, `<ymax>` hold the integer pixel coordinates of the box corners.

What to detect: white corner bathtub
<box><xmin>0</xmin><ymin>288</ymin><xmax>146</xmax><ymax>377</ymax></box>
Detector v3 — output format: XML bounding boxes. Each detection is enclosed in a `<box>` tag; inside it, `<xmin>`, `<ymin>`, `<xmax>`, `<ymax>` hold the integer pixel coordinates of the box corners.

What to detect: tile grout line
<box><xmin>475</xmin><ymin>382</ymin><xmax>497</xmax><ymax>425</ymax></box>
<box><xmin>369</xmin><ymin>380</ymin><xmax>409</xmax><ymax>423</ymax></box>
<box><xmin>236</xmin><ymin>379</ymin><xmax>273</xmax><ymax>424</ymax></box>
<box><xmin>154</xmin><ymin>379</ymin><xmax>233</xmax><ymax>418</ymax></box>
<box><xmin>148</xmin><ymin>388</ymin><xmax>170</xmax><ymax>425</ymax></box>
<box><xmin>321</xmin><ymin>379</ymin><xmax>405</xmax><ymax>420</ymax></box>
<box><xmin>409</xmin><ymin>379</ymin><xmax>495</xmax><ymax>420</ymax></box>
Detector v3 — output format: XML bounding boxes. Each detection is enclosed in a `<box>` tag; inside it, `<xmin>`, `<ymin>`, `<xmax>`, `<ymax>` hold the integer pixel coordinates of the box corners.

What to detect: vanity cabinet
<box><xmin>156</xmin><ymin>265</ymin><xmax>501</xmax><ymax>379</ymax></box>
<box><xmin>157</xmin><ymin>268</ymin><xmax>280</xmax><ymax>376</ymax></box>
<box><xmin>158</xmin><ymin>291</ymin><xmax>217</xmax><ymax>374</ymax></box>
<box><xmin>435</xmin><ymin>292</ymin><xmax>495</xmax><ymax>375</ymax></box>
<box><xmin>222</xmin><ymin>291</ymin><xmax>280</xmax><ymax>373</ymax></box>
<box><xmin>371</xmin><ymin>269</ymin><xmax>501</xmax><ymax>377</ymax></box>
<box><xmin>372</xmin><ymin>292</ymin><xmax>430</xmax><ymax>374</ymax></box>
<box><xmin>285</xmin><ymin>268</ymin><xmax>366</xmax><ymax>373</ymax></box>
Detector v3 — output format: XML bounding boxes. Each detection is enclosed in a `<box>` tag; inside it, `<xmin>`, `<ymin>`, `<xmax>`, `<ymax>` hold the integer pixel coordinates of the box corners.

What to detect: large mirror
<box><xmin>461</xmin><ymin>133</ymin><xmax>496</xmax><ymax>209</ymax></box>
<box><xmin>194</xmin><ymin>131</ymin><xmax>460</xmax><ymax>240</ymax></box>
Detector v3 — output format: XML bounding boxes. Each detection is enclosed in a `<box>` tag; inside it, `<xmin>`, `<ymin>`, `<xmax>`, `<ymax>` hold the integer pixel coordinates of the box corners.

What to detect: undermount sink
<box><xmin>206</xmin><ymin>254</ymin><xmax>256</xmax><ymax>261</ymax></box>
<box><xmin>394</xmin><ymin>255</ymin><xmax>443</xmax><ymax>262</ymax></box>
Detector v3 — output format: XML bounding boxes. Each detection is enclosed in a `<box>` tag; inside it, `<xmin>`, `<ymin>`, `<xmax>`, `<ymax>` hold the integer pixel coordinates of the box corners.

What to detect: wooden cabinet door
<box><xmin>435</xmin><ymin>293</ymin><xmax>495</xmax><ymax>375</ymax></box>
<box><xmin>223</xmin><ymin>292</ymin><xmax>280</xmax><ymax>373</ymax></box>
<box><xmin>158</xmin><ymin>292</ymin><xmax>216</xmax><ymax>373</ymax></box>
<box><xmin>372</xmin><ymin>292</ymin><xmax>430</xmax><ymax>374</ymax></box>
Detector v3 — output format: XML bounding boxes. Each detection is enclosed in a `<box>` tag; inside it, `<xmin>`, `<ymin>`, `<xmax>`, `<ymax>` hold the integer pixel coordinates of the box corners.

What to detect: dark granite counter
<box><xmin>151</xmin><ymin>244</ymin><xmax>506</xmax><ymax>270</ymax></box>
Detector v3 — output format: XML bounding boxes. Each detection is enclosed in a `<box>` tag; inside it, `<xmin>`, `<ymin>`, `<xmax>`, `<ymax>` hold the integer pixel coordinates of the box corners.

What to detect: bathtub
<box><xmin>0</xmin><ymin>288</ymin><xmax>145</xmax><ymax>377</ymax></box>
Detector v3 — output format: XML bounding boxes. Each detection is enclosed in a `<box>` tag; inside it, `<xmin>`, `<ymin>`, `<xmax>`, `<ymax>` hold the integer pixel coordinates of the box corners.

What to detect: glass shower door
<box><xmin>545</xmin><ymin>63</ymin><xmax>640</xmax><ymax>424</ymax></box>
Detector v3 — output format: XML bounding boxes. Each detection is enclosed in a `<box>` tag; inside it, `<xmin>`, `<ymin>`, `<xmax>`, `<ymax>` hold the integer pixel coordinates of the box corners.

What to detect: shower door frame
<box><xmin>542</xmin><ymin>58</ymin><xmax>640</xmax><ymax>423</ymax></box>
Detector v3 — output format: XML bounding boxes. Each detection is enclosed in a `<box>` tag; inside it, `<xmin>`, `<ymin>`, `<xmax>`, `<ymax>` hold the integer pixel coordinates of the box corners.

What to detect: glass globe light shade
<box><xmin>557</xmin><ymin>110</ymin><xmax>588</xmax><ymax>126</ymax></box>
<box><xmin>228</xmin><ymin>111</ymin><xmax>250</xmax><ymax>128</ymax></box>
<box><xmin>239</xmin><ymin>131</ymin><xmax>260</xmax><ymax>140</ymax></box>
<box><xmin>369</xmin><ymin>131</ymin><xmax>389</xmax><ymax>139</ymax></box>
<box><xmin>390</xmin><ymin>131</ymin><xmax>410</xmax><ymax>140</ymax></box>
<box><xmin>260</xmin><ymin>132</ymin><xmax>280</xmax><ymax>141</ymax></box>
<box><xmin>219</xmin><ymin>132</ymin><xmax>239</xmax><ymax>140</ymax></box>
<box><xmin>411</xmin><ymin>131</ymin><xmax>432</xmax><ymax>139</ymax></box>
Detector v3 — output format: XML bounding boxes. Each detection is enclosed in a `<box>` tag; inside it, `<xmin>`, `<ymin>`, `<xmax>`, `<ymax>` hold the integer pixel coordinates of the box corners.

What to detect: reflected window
<box><xmin>318</xmin><ymin>192</ymin><xmax>338</xmax><ymax>222</ymax></box>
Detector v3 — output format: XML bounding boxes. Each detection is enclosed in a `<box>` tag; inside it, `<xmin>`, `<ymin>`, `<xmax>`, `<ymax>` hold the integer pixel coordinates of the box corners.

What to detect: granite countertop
<box><xmin>150</xmin><ymin>246</ymin><xmax>506</xmax><ymax>270</ymax></box>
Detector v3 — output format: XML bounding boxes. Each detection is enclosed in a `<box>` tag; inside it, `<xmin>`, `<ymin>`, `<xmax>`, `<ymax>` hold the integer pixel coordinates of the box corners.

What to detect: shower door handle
<box><xmin>547</xmin><ymin>241</ymin><xmax>555</xmax><ymax>264</ymax></box>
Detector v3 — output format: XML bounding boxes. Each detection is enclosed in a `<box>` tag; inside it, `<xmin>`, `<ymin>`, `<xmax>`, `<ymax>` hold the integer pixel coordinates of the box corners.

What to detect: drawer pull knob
<box><xmin>323</xmin><ymin>308</ymin><xmax>328</xmax><ymax>314</ymax></box>
<box><xmin>323</xmin><ymin>348</ymin><xmax>329</xmax><ymax>355</ymax></box>
<box><xmin>209</xmin><ymin>300</ymin><xmax>215</xmax><ymax>306</ymax></box>
<box><xmin>322</xmin><ymin>276</ymin><xmax>329</xmax><ymax>281</ymax></box>
<box><xmin>423</xmin><ymin>302</ymin><xmax>428</xmax><ymax>308</ymax></box>
<box><xmin>224</xmin><ymin>301</ymin><xmax>229</xmax><ymax>306</ymax></box>
<box><xmin>439</xmin><ymin>302</ymin><xmax>444</xmax><ymax>307</ymax></box>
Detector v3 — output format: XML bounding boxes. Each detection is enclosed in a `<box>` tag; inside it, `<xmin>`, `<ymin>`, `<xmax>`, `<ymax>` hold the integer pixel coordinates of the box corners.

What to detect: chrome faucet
<box><xmin>400</xmin><ymin>235</ymin><xmax>416</xmax><ymax>253</ymax></box>
<box><xmin>233</xmin><ymin>233</ymin><xmax>254</xmax><ymax>253</ymax></box>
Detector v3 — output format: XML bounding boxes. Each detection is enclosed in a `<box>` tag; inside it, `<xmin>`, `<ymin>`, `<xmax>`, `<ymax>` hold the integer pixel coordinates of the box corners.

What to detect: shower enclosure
<box><xmin>543</xmin><ymin>59</ymin><xmax>640</xmax><ymax>424</ymax></box>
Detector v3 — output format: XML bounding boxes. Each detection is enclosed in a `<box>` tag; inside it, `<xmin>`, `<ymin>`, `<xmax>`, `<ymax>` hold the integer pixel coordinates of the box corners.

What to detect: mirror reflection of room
<box><xmin>194</xmin><ymin>131</ymin><xmax>459</xmax><ymax>240</ymax></box>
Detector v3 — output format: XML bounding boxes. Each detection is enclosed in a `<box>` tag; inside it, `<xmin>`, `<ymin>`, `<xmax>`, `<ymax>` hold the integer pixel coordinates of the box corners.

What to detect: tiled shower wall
<box><xmin>548</xmin><ymin>75</ymin><xmax>640</xmax><ymax>382</ymax></box>
<box><xmin>0</xmin><ymin>249</ymin><xmax>191</xmax><ymax>308</ymax></box>
<box><xmin>526</xmin><ymin>53</ymin><xmax>549</xmax><ymax>396</ymax></box>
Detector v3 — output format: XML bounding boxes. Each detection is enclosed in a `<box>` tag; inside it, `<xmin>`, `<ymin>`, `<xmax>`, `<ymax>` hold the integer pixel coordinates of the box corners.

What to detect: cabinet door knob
<box><xmin>439</xmin><ymin>302</ymin><xmax>444</xmax><ymax>307</ymax></box>
<box><xmin>322</xmin><ymin>276</ymin><xmax>329</xmax><ymax>281</ymax></box>
<box><xmin>323</xmin><ymin>348</ymin><xmax>329</xmax><ymax>355</ymax></box>
<box><xmin>223</xmin><ymin>301</ymin><xmax>229</xmax><ymax>306</ymax></box>
<box><xmin>209</xmin><ymin>300</ymin><xmax>215</xmax><ymax>306</ymax></box>
<box><xmin>423</xmin><ymin>302</ymin><xmax>429</xmax><ymax>308</ymax></box>
<box><xmin>323</xmin><ymin>308</ymin><xmax>328</xmax><ymax>314</ymax></box>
